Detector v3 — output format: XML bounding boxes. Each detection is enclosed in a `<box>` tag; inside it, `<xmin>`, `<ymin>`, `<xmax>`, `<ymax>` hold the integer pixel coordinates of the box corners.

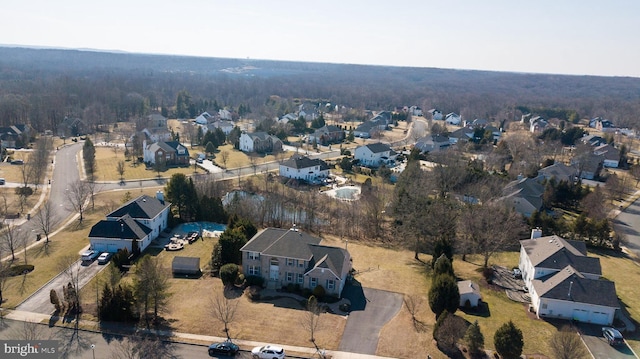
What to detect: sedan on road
<box><xmin>251</xmin><ymin>345</ymin><xmax>285</xmax><ymax>359</ymax></box>
<box><xmin>208</xmin><ymin>341</ymin><xmax>239</xmax><ymax>356</ymax></box>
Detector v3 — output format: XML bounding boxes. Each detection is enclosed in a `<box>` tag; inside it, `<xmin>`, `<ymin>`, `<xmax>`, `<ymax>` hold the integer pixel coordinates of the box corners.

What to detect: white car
<box><xmin>251</xmin><ymin>345</ymin><xmax>285</xmax><ymax>359</ymax></box>
<box><xmin>97</xmin><ymin>252</ymin><xmax>113</xmax><ymax>264</ymax></box>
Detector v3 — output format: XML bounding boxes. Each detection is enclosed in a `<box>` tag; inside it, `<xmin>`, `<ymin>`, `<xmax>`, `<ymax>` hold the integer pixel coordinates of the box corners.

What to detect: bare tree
<box><xmin>9</xmin><ymin>320</ymin><xmax>50</xmax><ymax>341</ymax></box>
<box><xmin>33</xmin><ymin>201</ymin><xmax>60</xmax><ymax>244</ymax></box>
<box><xmin>220</xmin><ymin>150</ymin><xmax>230</xmax><ymax>170</ymax></box>
<box><xmin>0</xmin><ymin>248</ymin><xmax>10</xmax><ymax>304</ymax></box>
<box><xmin>208</xmin><ymin>291</ymin><xmax>239</xmax><ymax>340</ymax></box>
<box><xmin>300</xmin><ymin>295</ymin><xmax>324</xmax><ymax>356</ymax></box>
<box><xmin>1</xmin><ymin>222</ymin><xmax>27</xmax><ymax>261</ymax></box>
<box><xmin>403</xmin><ymin>294</ymin><xmax>424</xmax><ymax>326</ymax></box>
<box><xmin>549</xmin><ymin>326</ymin><xmax>589</xmax><ymax>359</ymax></box>
<box><xmin>65</xmin><ymin>179</ymin><xmax>91</xmax><ymax>222</ymax></box>
<box><xmin>248</xmin><ymin>154</ymin><xmax>258</xmax><ymax>175</ymax></box>
<box><xmin>58</xmin><ymin>255</ymin><xmax>82</xmax><ymax>315</ymax></box>
<box><xmin>116</xmin><ymin>160</ymin><xmax>126</xmax><ymax>182</ymax></box>
<box><xmin>110</xmin><ymin>332</ymin><xmax>176</xmax><ymax>359</ymax></box>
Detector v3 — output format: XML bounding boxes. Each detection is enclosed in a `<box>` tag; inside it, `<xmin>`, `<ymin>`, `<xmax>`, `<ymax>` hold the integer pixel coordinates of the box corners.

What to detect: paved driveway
<box><xmin>338</xmin><ymin>283</ymin><xmax>403</xmax><ymax>355</ymax></box>
<box><xmin>578</xmin><ymin>323</ymin><xmax>638</xmax><ymax>359</ymax></box>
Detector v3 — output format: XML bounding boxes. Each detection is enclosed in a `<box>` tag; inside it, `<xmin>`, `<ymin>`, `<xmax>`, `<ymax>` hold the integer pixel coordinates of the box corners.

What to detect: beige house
<box><xmin>240</xmin><ymin>227</ymin><xmax>351</xmax><ymax>297</ymax></box>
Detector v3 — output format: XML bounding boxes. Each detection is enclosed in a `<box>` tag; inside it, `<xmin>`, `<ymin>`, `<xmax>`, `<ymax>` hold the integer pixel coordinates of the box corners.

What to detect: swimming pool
<box><xmin>179</xmin><ymin>222</ymin><xmax>226</xmax><ymax>233</ymax></box>
<box><xmin>323</xmin><ymin>186</ymin><xmax>361</xmax><ymax>201</ymax></box>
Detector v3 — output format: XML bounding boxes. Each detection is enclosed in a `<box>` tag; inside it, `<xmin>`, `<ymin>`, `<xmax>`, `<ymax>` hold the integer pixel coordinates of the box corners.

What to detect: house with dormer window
<box><xmin>143</xmin><ymin>140</ymin><xmax>190</xmax><ymax>166</ymax></box>
<box><xmin>240</xmin><ymin>228</ymin><xmax>351</xmax><ymax>297</ymax></box>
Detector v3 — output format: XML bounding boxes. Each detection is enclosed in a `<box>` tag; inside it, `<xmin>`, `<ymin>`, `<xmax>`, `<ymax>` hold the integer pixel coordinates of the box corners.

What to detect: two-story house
<box><xmin>518</xmin><ymin>230</ymin><xmax>618</xmax><ymax>325</ymax></box>
<box><xmin>240</xmin><ymin>228</ymin><xmax>351</xmax><ymax>297</ymax></box>
<box><xmin>239</xmin><ymin>132</ymin><xmax>283</xmax><ymax>153</ymax></box>
<box><xmin>308</xmin><ymin>125</ymin><xmax>345</xmax><ymax>145</ymax></box>
<box><xmin>143</xmin><ymin>140</ymin><xmax>190</xmax><ymax>166</ymax></box>
<box><xmin>88</xmin><ymin>192</ymin><xmax>171</xmax><ymax>254</ymax></box>
<box><xmin>279</xmin><ymin>155</ymin><xmax>330</xmax><ymax>182</ymax></box>
<box><xmin>354</xmin><ymin>143</ymin><xmax>397</xmax><ymax>168</ymax></box>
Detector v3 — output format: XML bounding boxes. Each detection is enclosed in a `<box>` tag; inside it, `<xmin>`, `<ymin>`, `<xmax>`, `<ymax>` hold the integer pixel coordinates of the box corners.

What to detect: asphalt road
<box><xmin>612</xmin><ymin>198</ymin><xmax>640</xmax><ymax>259</ymax></box>
<box><xmin>338</xmin><ymin>285</ymin><xmax>403</xmax><ymax>355</ymax></box>
<box><xmin>578</xmin><ymin>323</ymin><xmax>637</xmax><ymax>359</ymax></box>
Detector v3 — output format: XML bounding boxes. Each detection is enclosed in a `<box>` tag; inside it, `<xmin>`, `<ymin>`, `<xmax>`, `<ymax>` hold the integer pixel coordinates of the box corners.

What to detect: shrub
<box><xmin>312</xmin><ymin>285</ymin><xmax>326</xmax><ymax>299</ymax></box>
<box><xmin>219</xmin><ymin>263</ymin><xmax>239</xmax><ymax>287</ymax></box>
<box><xmin>246</xmin><ymin>286</ymin><xmax>261</xmax><ymax>301</ymax></box>
<box><xmin>50</xmin><ymin>289</ymin><xmax>61</xmax><ymax>312</ymax></box>
<box><xmin>235</xmin><ymin>273</ymin><xmax>245</xmax><ymax>286</ymax></box>
<box><xmin>244</xmin><ymin>275</ymin><xmax>264</xmax><ymax>287</ymax></box>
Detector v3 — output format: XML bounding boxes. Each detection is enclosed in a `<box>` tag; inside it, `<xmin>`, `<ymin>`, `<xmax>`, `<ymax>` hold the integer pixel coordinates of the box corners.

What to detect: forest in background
<box><xmin>1</xmin><ymin>46</ymin><xmax>639</xmax><ymax>132</ymax></box>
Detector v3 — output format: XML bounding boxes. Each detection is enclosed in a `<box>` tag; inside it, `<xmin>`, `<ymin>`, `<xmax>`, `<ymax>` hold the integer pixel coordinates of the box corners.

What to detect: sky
<box><xmin>1</xmin><ymin>0</ymin><xmax>639</xmax><ymax>77</ymax></box>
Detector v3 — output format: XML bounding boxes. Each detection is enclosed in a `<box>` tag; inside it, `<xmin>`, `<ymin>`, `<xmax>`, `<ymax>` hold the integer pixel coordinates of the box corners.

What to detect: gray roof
<box><xmin>240</xmin><ymin>228</ymin><xmax>322</xmax><ymax>260</ymax></box>
<box><xmin>88</xmin><ymin>214</ymin><xmax>151</xmax><ymax>240</ymax></box>
<box><xmin>107</xmin><ymin>195</ymin><xmax>170</xmax><ymax>220</ymax></box>
<box><xmin>538</xmin><ymin>163</ymin><xmax>577</xmax><ymax>182</ymax></box>
<box><xmin>364</xmin><ymin>143</ymin><xmax>393</xmax><ymax>154</ymax></box>
<box><xmin>308</xmin><ymin>244</ymin><xmax>349</xmax><ymax>279</ymax></box>
<box><xmin>172</xmin><ymin>256</ymin><xmax>201</xmax><ymax>271</ymax></box>
<box><xmin>503</xmin><ymin>177</ymin><xmax>545</xmax><ymax>210</ymax></box>
<box><xmin>520</xmin><ymin>235</ymin><xmax>601</xmax><ymax>276</ymax></box>
<box><xmin>533</xmin><ymin>265</ymin><xmax>618</xmax><ymax>308</ymax></box>
<box><xmin>281</xmin><ymin>155</ymin><xmax>329</xmax><ymax>171</ymax></box>
<box><xmin>457</xmin><ymin>280</ymin><xmax>481</xmax><ymax>296</ymax></box>
<box><xmin>247</xmin><ymin>131</ymin><xmax>277</xmax><ymax>141</ymax></box>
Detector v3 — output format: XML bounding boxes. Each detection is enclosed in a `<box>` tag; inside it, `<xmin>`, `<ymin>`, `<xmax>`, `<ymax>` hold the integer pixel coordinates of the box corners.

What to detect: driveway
<box><xmin>577</xmin><ymin>323</ymin><xmax>638</xmax><ymax>359</ymax></box>
<box><xmin>338</xmin><ymin>283</ymin><xmax>403</xmax><ymax>355</ymax></box>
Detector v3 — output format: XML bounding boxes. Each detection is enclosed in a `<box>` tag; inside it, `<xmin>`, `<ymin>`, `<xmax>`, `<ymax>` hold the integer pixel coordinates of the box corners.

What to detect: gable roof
<box><xmin>281</xmin><ymin>155</ymin><xmax>329</xmax><ymax>171</ymax></box>
<box><xmin>245</xmin><ymin>132</ymin><xmax>279</xmax><ymax>141</ymax></box>
<box><xmin>457</xmin><ymin>280</ymin><xmax>481</xmax><ymax>296</ymax></box>
<box><xmin>240</xmin><ymin>228</ymin><xmax>321</xmax><ymax>260</ymax></box>
<box><xmin>533</xmin><ymin>265</ymin><xmax>618</xmax><ymax>308</ymax></box>
<box><xmin>537</xmin><ymin>162</ymin><xmax>577</xmax><ymax>182</ymax></box>
<box><xmin>107</xmin><ymin>195</ymin><xmax>170</xmax><ymax>220</ymax></box>
<box><xmin>503</xmin><ymin>177</ymin><xmax>545</xmax><ymax>210</ymax></box>
<box><xmin>88</xmin><ymin>214</ymin><xmax>152</xmax><ymax>240</ymax></box>
<box><xmin>364</xmin><ymin>142</ymin><xmax>393</xmax><ymax>154</ymax></box>
<box><xmin>520</xmin><ymin>235</ymin><xmax>601</xmax><ymax>276</ymax></box>
<box><xmin>308</xmin><ymin>244</ymin><xmax>349</xmax><ymax>279</ymax></box>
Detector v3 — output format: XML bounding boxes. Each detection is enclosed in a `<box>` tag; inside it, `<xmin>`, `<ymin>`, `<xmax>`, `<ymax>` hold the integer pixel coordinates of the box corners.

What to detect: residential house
<box><xmin>571</xmin><ymin>153</ymin><xmax>603</xmax><ymax>180</ymax></box>
<box><xmin>58</xmin><ymin>117</ymin><xmax>87</xmax><ymax>137</ymax></box>
<box><xmin>593</xmin><ymin>144</ymin><xmax>620</xmax><ymax>168</ymax></box>
<box><xmin>195</xmin><ymin>112</ymin><xmax>212</xmax><ymax>125</ymax></box>
<box><xmin>410</xmin><ymin>106</ymin><xmax>423</xmax><ymax>117</ymax></box>
<box><xmin>207</xmin><ymin>120</ymin><xmax>235</xmax><ymax>135</ymax></box>
<box><xmin>445</xmin><ymin>113</ymin><xmax>461</xmax><ymax>125</ymax></box>
<box><xmin>0</xmin><ymin>124</ymin><xmax>30</xmax><ymax>149</ymax></box>
<box><xmin>414</xmin><ymin>134</ymin><xmax>450</xmax><ymax>153</ymax></box>
<box><xmin>580</xmin><ymin>134</ymin><xmax>606</xmax><ymax>147</ymax></box>
<box><xmin>89</xmin><ymin>192</ymin><xmax>171</xmax><ymax>254</ymax></box>
<box><xmin>354</xmin><ymin>143</ymin><xmax>398</xmax><ymax>168</ymax></box>
<box><xmin>279</xmin><ymin>113</ymin><xmax>298</xmax><ymax>124</ymax></box>
<box><xmin>298</xmin><ymin>102</ymin><xmax>319</xmax><ymax>121</ymax></box>
<box><xmin>239</xmin><ymin>132</ymin><xmax>283</xmax><ymax>153</ymax></box>
<box><xmin>448</xmin><ymin>127</ymin><xmax>474</xmax><ymax>144</ymax></box>
<box><xmin>591</xmin><ymin>117</ymin><xmax>617</xmax><ymax>133</ymax></box>
<box><xmin>140</xmin><ymin>114</ymin><xmax>172</xmax><ymax>142</ymax></box>
<box><xmin>308</xmin><ymin>125</ymin><xmax>345</xmax><ymax>145</ymax></box>
<box><xmin>279</xmin><ymin>155</ymin><xmax>330</xmax><ymax>182</ymax></box>
<box><xmin>218</xmin><ymin>109</ymin><xmax>232</xmax><ymax>121</ymax></box>
<box><xmin>484</xmin><ymin>125</ymin><xmax>502</xmax><ymax>142</ymax></box>
<box><xmin>240</xmin><ymin>227</ymin><xmax>351</xmax><ymax>296</ymax></box>
<box><xmin>143</xmin><ymin>140</ymin><xmax>190</xmax><ymax>166</ymax></box>
<box><xmin>353</xmin><ymin>112</ymin><xmax>391</xmax><ymax>138</ymax></box>
<box><xmin>519</xmin><ymin>231</ymin><xmax>618</xmax><ymax>325</ymax></box>
<box><xmin>537</xmin><ymin>162</ymin><xmax>578</xmax><ymax>183</ymax></box>
<box><xmin>428</xmin><ymin>109</ymin><xmax>443</xmax><ymax>121</ymax></box>
<box><xmin>458</xmin><ymin>280</ymin><xmax>482</xmax><ymax>308</ymax></box>
<box><xmin>529</xmin><ymin>116</ymin><xmax>548</xmax><ymax>133</ymax></box>
<box><xmin>502</xmin><ymin>177</ymin><xmax>545</xmax><ymax>217</ymax></box>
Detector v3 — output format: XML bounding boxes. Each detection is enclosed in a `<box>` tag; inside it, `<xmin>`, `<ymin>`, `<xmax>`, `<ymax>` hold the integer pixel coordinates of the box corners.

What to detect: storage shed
<box><xmin>458</xmin><ymin>280</ymin><xmax>481</xmax><ymax>308</ymax></box>
<box><xmin>172</xmin><ymin>256</ymin><xmax>201</xmax><ymax>276</ymax></box>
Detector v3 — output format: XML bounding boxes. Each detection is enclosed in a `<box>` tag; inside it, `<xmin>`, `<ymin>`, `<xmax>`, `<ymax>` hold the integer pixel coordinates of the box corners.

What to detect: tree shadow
<box><xmin>459</xmin><ymin>300</ymin><xmax>491</xmax><ymax>318</ymax></box>
<box><xmin>223</xmin><ymin>286</ymin><xmax>243</xmax><ymax>299</ymax></box>
<box><xmin>51</xmin><ymin>321</ymin><xmax>94</xmax><ymax>359</ymax></box>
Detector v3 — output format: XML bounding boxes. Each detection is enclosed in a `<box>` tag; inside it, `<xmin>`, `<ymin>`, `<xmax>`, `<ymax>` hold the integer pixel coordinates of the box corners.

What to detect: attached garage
<box><xmin>572</xmin><ymin>309</ymin><xmax>589</xmax><ymax>322</ymax></box>
<box><xmin>172</xmin><ymin>256</ymin><xmax>201</xmax><ymax>276</ymax></box>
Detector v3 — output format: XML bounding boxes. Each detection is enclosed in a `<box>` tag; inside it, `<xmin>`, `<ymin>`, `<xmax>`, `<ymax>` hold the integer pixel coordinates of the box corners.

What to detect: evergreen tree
<box><xmin>464</xmin><ymin>320</ymin><xmax>485</xmax><ymax>356</ymax></box>
<box><xmin>494</xmin><ymin>321</ymin><xmax>524</xmax><ymax>359</ymax></box>
<box><xmin>433</xmin><ymin>254</ymin><xmax>454</xmax><ymax>277</ymax></box>
<box><xmin>428</xmin><ymin>274</ymin><xmax>459</xmax><ymax>318</ymax></box>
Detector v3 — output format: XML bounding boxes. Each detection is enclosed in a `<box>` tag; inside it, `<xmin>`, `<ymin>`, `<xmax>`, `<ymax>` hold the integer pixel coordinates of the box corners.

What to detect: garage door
<box><xmin>591</xmin><ymin>311</ymin><xmax>609</xmax><ymax>325</ymax></box>
<box><xmin>572</xmin><ymin>309</ymin><xmax>589</xmax><ymax>322</ymax></box>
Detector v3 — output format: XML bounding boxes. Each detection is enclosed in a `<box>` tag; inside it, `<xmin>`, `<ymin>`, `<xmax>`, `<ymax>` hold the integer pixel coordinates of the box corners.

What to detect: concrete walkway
<box><xmin>2</xmin><ymin>309</ymin><xmax>395</xmax><ymax>359</ymax></box>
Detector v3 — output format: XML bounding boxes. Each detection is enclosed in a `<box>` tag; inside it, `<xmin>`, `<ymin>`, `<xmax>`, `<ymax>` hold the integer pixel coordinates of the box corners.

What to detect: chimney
<box><xmin>156</xmin><ymin>190</ymin><xmax>164</xmax><ymax>204</ymax></box>
<box><xmin>531</xmin><ymin>228</ymin><xmax>542</xmax><ymax>239</ymax></box>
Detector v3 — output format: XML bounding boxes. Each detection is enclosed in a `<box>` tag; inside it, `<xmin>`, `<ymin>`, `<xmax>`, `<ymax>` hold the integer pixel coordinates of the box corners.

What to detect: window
<box><xmin>287</xmin><ymin>258</ymin><xmax>295</xmax><ymax>266</ymax></box>
<box><xmin>248</xmin><ymin>252</ymin><xmax>260</xmax><ymax>260</ymax></box>
<box><xmin>286</xmin><ymin>272</ymin><xmax>293</xmax><ymax>282</ymax></box>
<box><xmin>542</xmin><ymin>303</ymin><xmax>548</xmax><ymax>309</ymax></box>
<box><xmin>310</xmin><ymin>277</ymin><xmax>317</xmax><ymax>288</ymax></box>
<box><xmin>247</xmin><ymin>265</ymin><xmax>261</xmax><ymax>276</ymax></box>
<box><xmin>297</xmin><ymin>273</ymin><xmax>304</xmax><ymax>284</ymax></box>
<box><xmin>326</xmin><ymin>279</ymin><xmax>335</xmax><ymax>290</ymax></box>
<box><xmin>298</xmin><ymin>260</ymin><xmax>305</xmax><ymax>268</ymax></box>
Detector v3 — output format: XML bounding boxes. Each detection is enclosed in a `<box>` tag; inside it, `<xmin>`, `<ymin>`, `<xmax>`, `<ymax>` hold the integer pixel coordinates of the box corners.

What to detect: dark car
<box><xmin>208</xmin><ymin>342</ymin><xmax>239</xmax><ymax>356</ymax></box>
<box><xmin>602</xmin><ymin>327</ymin><xmax>624</xmax><ymax>346</ymax></box>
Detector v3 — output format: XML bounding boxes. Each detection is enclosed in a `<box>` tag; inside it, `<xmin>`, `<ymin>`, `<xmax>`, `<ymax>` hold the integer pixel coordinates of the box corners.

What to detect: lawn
<box><xmin>92</xmin><ymin>146</ymin><xmax>195</xmax><ymax>181</ymax></box>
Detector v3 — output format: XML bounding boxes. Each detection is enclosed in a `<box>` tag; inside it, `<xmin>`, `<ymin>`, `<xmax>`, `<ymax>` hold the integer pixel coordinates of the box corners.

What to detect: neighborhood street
<box><xmin>613</xmin><ymin>197</ymin><xmax>640</xmax><ymax>259</ymax></box>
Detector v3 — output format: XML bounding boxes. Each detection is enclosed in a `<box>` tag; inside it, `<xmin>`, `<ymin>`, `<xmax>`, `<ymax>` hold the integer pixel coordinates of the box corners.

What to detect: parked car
<box><xmin>97</xmin><ymin>252</ymin><xmax>113</xmax><ymax>265</ymax></box>
<box><xmin>251</xmin><ymin>345</ymin><xmax>285</xmax><ymax>359</ymax></box>
<box><xmin>513</xmin><ymin>268</ymin><xmax>522</xmax><ymax>279</ymax></box>
<box><xmin>0</xmin><ymin>178</ymin><xmax>5</xmax><ymax>185</ymax></box>
<box><xmin>81</xmin><ymin>249</ymin><xmax>100</xmax><ymax>262</ymax></box>
<box><xmin>208</xmin><ymin>341</ymin><xmax>239</xmax><ymax>356</ymax></box>
<box><xmin>10</xmin><ymin>159</ymin><xmax>24</xmax><ymax>165</ymax></box>
<box><xmin>602</xmin><ymin>327</ymin><xmax>624</xmax><ymax>346</ymax></box>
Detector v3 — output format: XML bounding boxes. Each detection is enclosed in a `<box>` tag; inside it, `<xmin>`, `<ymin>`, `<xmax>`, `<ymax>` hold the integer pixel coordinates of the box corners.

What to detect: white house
<box><xmin>88</xmin><ymin>192</ymin><xmax>171</xmax><ymax>254</ymax></box>
<box><xmin>529</xmin><ymin>116</ymin><xmax>548</xmax><ymax>133</ymax></box>
<box><xmin>414</xmin><ymin>134</ymin><xmax>450</xmax><ymax>153</ymax></box>
<box><xmin>219</xmin><ymin>109</ymin><xmax>232</xmax><ymax>120</ymax></box>
<box><xmin>207</xmin><ymin>120</ymin><xmax>235</xmax><ymax>135</ymax></box>
<box><xmin>445</xmin><ymin>112</ymin><xmax>461</xmax><ymax>125</ymax></box>
<box><xmin>428</xmin><ymin>109</ymin><xmax>443</xmax><ymax>121</ymax></box>
<box><xmin>518</xmin><ymin>231</ymin><xmax>618</xmax><ymax>325</ymax></box>
<box><xmin>239</xmin><ymin>132</ymin><xmax>283</xmax><ymax>153</ymax></box>
<box><xmin>195</xmin><ymin>112</ymin><xmax>212</xmax><ymax>125</ymax></box>
<box><xmin>279</xmin><ymin>155</ymin><xmax>330</xmax><ymax>182</ymax></box>
<box><xmin>458</xmin><ymin>280</ymin><xmax>482</xmax><ymax>308</ymax></box>
<box><xmin>354</xmin><ymin>143</ymin><xmax>397</xmax><ymax>168</ymax></box>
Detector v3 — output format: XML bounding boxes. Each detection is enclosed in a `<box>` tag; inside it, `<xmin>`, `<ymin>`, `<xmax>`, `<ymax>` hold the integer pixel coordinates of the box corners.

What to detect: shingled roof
<box><xmin>533</xmin><ymin>265</ymin><xmax>618</xmax><ymax>308</ymax></box>
<box><xmin>88</xmin><ymin>214</ymin><xmax>152</xmax><ymax>240</ymax></box>
<box><xmin>308</xmin><ymin>244</ymin><xmax>349</xmax><ymax>279</ymax></box>
<box><xmin>520</xmin><ymin>235</ymin><xmax>601</xmax><ymax>276</ymax></box>
<box><xmin>241</xmin><ymin>228</ymin><xmax>321</xmax><ymax>260</ymax></box>
<box><xmin>281</xmin><ymin>155</ymin><xmax>329</xmax><ymax>170</ymax></box>
<box><xmin>107</xmin><ymin>195</ymin><xmax>171</xmax><ymax>220</ymax></box>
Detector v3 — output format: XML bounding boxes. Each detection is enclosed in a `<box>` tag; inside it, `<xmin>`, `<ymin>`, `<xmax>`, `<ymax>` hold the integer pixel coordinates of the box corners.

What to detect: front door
<box><xmin>269</xmin><ymin>258</ymin><xmax>279</xmax><ymax>281</ymax></box>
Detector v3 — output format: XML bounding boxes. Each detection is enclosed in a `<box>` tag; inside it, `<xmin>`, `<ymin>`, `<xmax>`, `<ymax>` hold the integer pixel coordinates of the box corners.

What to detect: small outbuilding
<box><xmin>172</xmin><ymin>256</ymin><xmax>201</xmax><ymax>276</ymax></box>
<box><xmin>458</xmin><ymin>280</ymin><xmax>482</xmax><ymax>308</ymax></box>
